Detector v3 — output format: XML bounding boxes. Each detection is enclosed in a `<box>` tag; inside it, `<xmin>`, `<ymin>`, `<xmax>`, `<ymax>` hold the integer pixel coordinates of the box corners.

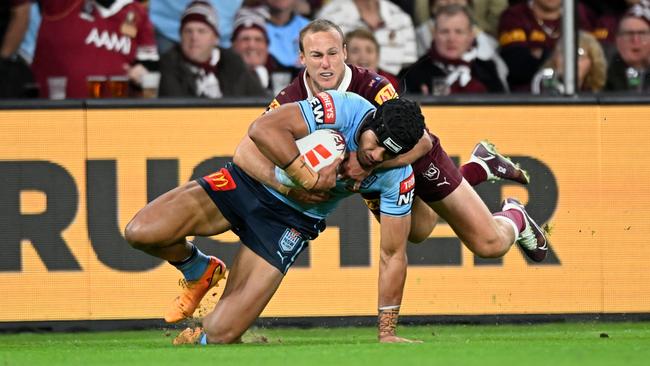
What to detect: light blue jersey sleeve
<box><xmin>296</xmin><ymin>90</ymin><xmax>374</xmax><ymax>152</ymax></box>
<box><xmin>360</xmin><ymin>166</ymin><xmax>415</xmax><ymax>217</ymax></box>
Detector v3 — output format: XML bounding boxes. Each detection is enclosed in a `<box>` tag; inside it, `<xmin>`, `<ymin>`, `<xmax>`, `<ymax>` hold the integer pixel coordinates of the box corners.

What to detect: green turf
<box><xmin>1</xmin><ymin>322</ymin><xmax>648</xmax><ymax>366</ymax></box>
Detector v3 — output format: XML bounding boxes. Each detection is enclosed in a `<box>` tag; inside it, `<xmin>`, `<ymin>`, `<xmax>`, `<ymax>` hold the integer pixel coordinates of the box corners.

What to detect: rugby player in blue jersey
<box><xmin>125</xmin><ymin>91</ymin><xmax>426</xmax><ymax>344</ymax></box>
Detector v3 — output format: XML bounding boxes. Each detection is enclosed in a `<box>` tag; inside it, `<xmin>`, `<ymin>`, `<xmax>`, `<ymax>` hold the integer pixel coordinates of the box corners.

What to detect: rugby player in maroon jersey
<box><xmin>234</xmin><ymin>19</ymin><xmax>549</xmax><ymax>343</ymax></box>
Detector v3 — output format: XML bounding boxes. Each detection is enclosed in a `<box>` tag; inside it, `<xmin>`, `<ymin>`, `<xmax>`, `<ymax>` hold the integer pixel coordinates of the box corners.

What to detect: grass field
<box><xmin>1</xmin><ymin>322</ymin><xmax>649</xmax><ymax>366</ymax></box>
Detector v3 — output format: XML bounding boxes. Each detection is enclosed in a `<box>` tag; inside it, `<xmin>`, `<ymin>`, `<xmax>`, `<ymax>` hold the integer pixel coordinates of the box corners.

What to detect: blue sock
<box><xmin>169</xmin><ymin>244</ymin><xmax>210</xmax><ymax>281</ymax></box>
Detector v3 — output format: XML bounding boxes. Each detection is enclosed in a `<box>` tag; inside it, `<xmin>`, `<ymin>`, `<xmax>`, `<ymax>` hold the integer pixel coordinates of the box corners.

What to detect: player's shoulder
<box><xmin>326</xmin><ymin>90</ymin><xmax>374</xmax><ymax>111</ymax></box>
<box><xmin>267</xmin><ymin>71</ymin><xmax>307</xmax><ymax>111</ymax></box>
<box><xmin>348</xmin><ymin>64</ymin><xmax>397</xmax><ymax>106</ymax></box>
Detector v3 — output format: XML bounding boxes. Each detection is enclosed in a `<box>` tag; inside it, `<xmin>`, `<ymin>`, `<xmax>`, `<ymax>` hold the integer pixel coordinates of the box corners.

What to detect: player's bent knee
<box><xmin>467</xmin><ymin>237</ymin><xmax>505</xmax><ymax>258</ymax></box>
<box><xmin>124</xmin><ymin>218</ymin><xmax>156</xmax><ymax>250</ymax></box>
<box><xmin>408</xmin><ymin>230</ymin><xmax>430</xmax><ymax>244</ymax></box>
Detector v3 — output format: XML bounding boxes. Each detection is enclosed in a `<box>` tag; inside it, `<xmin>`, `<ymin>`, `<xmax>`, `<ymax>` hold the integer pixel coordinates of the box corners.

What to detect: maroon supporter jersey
<box><xmin>32</xmin><ymin>0</ymin><xmax>158</xmax><ymax>98</ymax></box>
<box><xmin>267</xmin><ymin>64</ymin><xmax>397</xmax><ymax>110</ymax></box>
<box><xmin>498</xmin><ymin>2</ymin><xmax>593</xmax><ymax>52</ymax></box>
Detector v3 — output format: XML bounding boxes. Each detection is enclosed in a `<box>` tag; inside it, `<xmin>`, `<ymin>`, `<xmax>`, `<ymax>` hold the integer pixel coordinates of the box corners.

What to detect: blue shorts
<box><xmin>197</xmin><ymin>163</ymin><xmax>326</xmax><ymax>274</ymax></box>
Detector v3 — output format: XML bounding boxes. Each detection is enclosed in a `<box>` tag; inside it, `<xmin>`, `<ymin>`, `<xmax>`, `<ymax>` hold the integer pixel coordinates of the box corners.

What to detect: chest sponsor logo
<box><xmin>374</xmin><ymin>83</ymin><xmax>397</xmax><ymax>105</ymax></box>
<box><xmin>203</xmin><ymin>168</ymin><xmax>237</xmax><ymax>191</ymax></box>
<box><xmin>310</xmin><ymin>92</ymin><xmax>335</xmax><ymax>124</ymax></box>
<box><xmin>279</xmin><ymin>228</ymin><xmax>304</xmax><ymax>253</ymax></box>
<box><xmin>422</xmin><ymin>162</ymin><xmax>440</xmax><ymax>181</ymax></box>
<box><xmin>397</xmin><ymin>172</ymin><xmax>415</xmax><ymax>206</ymax></box>
<box><xmin>85</xmin><ymin>28</ymin><xmax>132</xmax><ymax>55</ymax></box>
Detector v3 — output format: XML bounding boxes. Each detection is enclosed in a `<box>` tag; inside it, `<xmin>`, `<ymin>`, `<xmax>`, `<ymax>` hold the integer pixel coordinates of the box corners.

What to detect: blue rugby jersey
<box><xmin>269</xmin><ymin>91</ymin><xmax>415</xmax><ymax>219</ymax></box>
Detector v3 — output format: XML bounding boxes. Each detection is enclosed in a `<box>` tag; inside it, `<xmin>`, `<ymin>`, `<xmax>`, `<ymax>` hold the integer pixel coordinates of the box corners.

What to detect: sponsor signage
<box><xmin>1</xmin><ymin>105</ymin><xmax>650</xmax><ymax>322</ymax></box>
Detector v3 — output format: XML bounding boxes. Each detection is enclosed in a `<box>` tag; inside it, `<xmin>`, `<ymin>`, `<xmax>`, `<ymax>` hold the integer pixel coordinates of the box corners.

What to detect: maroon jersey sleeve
<box><xmin>347</xmin><ymin>65</ymin><xmax>398</xmax><ymax>107</ymax></box>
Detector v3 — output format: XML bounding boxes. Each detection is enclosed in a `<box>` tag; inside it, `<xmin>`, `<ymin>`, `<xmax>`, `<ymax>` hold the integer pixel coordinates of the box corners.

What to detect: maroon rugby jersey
<box><xmin>267</xmin><ymin>64</ymin><xmax>397</xmax><ymax>110</ymax></box>
<box><xmin>499</xmin><ymin>3</ymin><xmax>591</xmax><ymax>51</ymax></box>
<box><xmin>32</xmin><ymin>0</ymin><xmax>158</xmax><ymax>98</ymax></box>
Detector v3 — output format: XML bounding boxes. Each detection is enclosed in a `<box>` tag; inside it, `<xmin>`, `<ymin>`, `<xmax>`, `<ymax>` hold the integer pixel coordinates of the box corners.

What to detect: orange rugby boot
<box><xmin>164</xmin><ymin>256</ymin><xmax>227</xmax><ymax>323</ymax></box>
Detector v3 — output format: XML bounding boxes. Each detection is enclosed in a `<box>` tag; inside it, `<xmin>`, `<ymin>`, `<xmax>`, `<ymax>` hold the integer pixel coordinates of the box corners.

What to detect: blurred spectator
<box><xmin>265</xmin><ymin>0</ymin><xmax>310</xmax><ymax>69</ymax></box>
<box><xmin>400</xmin><ymin>4</ymin><xmax>506</xmax><ymax>94</ymax></box>
<box><xmin>31</xmin><ymin>0</ymin><xmax>159</xmax><ymax>99</ymax></box>
<box><xmin>17</xmin><ymin>2</ymin><xmax>39</xmax><ymax>65</ymax></box>
<box><xmin>231</xmin><ymin>6</ymin><xmax>298</xmax><ymax>95</ymax></box>
<box><xmin>531</xmin><ymin>31</ymin><xmax>607</xmax><ymax>94</ymax></box>
<box><xmin>415</xmin><ymin>0</ymin><xmax>508</xmax><ymax>87</ymax></box>
<box><xmin>294</xmin><ymin>0</ymin><xmax>325</xmax><ymax>18</ymax></box>
<box><xmin>582</xmin><ymin>0</ymin><xmax>634</xmax><ymax>58</ymax></box>
<box><xmin>604</xmin><ymin>1</ymin><xmax>650</xmax><ymax>92</ymax></box>
<box><xmin>473</xmin><ymin>0</ymin><xmax>509</xmax><ymax>37</ymax></box>
<box><xmin>149</xmin><ymin>0</ymin><xmax>243</xmax><ymax>53</ymax></box>
<box><xmin>497</xmin><ymin>0</ymin><xmax>593</xmax><ymax>92</ymax></box>
<box><xmin>159</xmin><ymin>0</ymin><xmax>265</xmax><ymax>98</ymax></box>
<box><xmin>344</xmin><ymin>28</ymin><xmax>400</xmax><ymax>89</ymax></box>
<box><xmin>0</xmin><ymin>0</ymin><xmax>33</xmax><ymax>98</ymax></box>
<box><xmin>317</xmin><ymin>0</ymin><xmax>417</xmax><ymax>75</ymax></box>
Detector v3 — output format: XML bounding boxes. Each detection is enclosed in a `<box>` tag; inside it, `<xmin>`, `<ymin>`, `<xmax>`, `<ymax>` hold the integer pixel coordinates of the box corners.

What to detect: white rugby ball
<box><xmin>275</xmin><ymin>129</ymin><xmax>346</xmax><ymax>187</ymax></box>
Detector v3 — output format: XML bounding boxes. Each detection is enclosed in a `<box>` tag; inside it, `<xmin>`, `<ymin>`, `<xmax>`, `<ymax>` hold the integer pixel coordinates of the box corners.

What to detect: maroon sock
<box><xmin>459</xmin><ymin>162</ymin><xmax>487</xmax><ymax>186</ymax></box>
<box><xmin>493</xmin><ymin>209</ymin><xmax>526</xmax><ymax>233</ymax></box>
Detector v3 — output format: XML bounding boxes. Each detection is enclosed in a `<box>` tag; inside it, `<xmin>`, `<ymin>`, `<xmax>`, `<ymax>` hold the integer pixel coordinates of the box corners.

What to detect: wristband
<box><xmin>284</xmin><ymin>155</ymin><xmax>319</xmax><ymax>190</ymax></box>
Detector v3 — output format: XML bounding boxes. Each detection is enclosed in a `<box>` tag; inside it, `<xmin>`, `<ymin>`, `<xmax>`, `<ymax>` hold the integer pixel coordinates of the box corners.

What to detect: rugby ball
<box><xmin>275</xmin><ymin>129</ymin><xmax>346</xmax><ymax>187</ymax></box>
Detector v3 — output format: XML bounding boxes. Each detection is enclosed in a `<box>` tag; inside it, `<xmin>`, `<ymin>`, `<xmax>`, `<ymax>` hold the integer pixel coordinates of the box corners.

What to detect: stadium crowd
<box><xmin>0</xmin><ymin>0</ymin><xmax>648</xmax><ymax>99</ymax></box>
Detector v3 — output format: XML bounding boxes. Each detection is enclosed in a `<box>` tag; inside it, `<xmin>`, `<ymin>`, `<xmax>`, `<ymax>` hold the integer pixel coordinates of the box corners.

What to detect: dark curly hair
<box><xmin>366</xmin><ymin>98</ymin><xmax>425</xmax><ymax>155</ymax></box>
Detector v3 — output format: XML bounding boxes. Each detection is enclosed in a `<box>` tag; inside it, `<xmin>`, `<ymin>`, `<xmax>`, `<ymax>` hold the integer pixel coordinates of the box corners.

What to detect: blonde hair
<box><xmin>543</xmin><ymin>31</ymin><xmax>607</xmax><ymax>92</ymax></box>
<box><xmin>579</xmin><ymin>31</ymin><xmax>607</xmax><ymax>92</ymax></box>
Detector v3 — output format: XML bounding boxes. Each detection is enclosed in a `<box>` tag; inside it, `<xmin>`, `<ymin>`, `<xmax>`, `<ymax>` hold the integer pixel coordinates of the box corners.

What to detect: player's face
<box><xmin>346</xmin><ymin>37</ymin><xmax>379</xmax><ymax>71</ymax></box>
<box><xmin>181</xmin><ymin>22</ymin><xmax>219</xmax><ymax>64</ymax></box>
<box><xmin>300</xmin><ymin>30</ymin><xmax>348</xmax><ymax>93</ymax></box>
<box><xmin>357</xmin><ymin>129</ymin><xmax>397</xmax><ymax>169</ymax></box>
<box><xmin>434</xmin><ymin>13</ymin><xmax>474</xmax><ymax>60</ymax></box>
<box><xmin>233</xmin><ymin>28</ymin><xmax>268</xmax><ymax>67</ymax></box>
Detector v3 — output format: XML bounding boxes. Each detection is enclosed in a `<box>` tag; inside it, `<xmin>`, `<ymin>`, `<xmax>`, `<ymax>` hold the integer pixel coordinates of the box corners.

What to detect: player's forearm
<box><xmin>377</xmin><ymin>245</ymin><xmax>407</xmax><ymax>341</ymax></box>
<box><xmin>378</xmin><ymin>247</ymin><xmax>407</xmax><ymax>308</ymax></box>
<box><xmin>0</xmin><ymin>2</ymin><xmax>30</xmax><ymax>58</ymax></box>
<box><xmin>377</xmin><ymin>215</ymin><xmax>410</xmax><ymax>340</ymax></box>
<box><xmin>234</xmin><ymin>136</ymin><xmax>290</xmax><ymax>194</ymax></box>
<box><xmin>376</xmin><ymin>132</ymin><xmax>432</xmax><ymax>169</ymax></box>
<box><xmin>248</xmin><ymin>105</ymin><xmax>303</xmax><ymax>168</ymax></box>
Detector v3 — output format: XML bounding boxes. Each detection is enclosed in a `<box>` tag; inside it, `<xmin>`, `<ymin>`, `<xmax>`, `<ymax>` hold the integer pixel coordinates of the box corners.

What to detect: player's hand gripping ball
<box><xmin>276</xmin><ymin>129</ymin><xmax>346</xmax><ymax>187</ymax></box>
